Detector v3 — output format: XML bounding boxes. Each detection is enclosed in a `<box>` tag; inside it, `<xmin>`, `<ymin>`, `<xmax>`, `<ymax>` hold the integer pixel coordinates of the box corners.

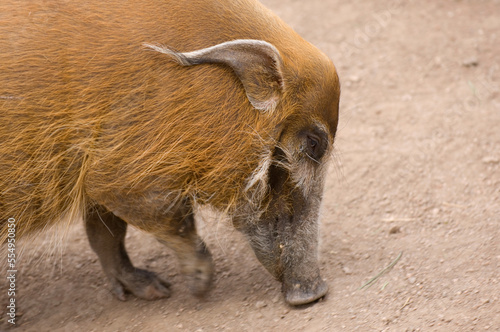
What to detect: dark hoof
<box><xmin>186</xmin><ymin>263</ymin><xmax>214</xmax><ymax>298</ymax></box>
<box><xmin>110</xmin><ymin>268</ymin><xmax>171</xmax><ymax>301</ymax></box>
<box><xmin>183</xmin><ymin>244</ymin><xmax>214</xmax><ymax>298</ymax></box>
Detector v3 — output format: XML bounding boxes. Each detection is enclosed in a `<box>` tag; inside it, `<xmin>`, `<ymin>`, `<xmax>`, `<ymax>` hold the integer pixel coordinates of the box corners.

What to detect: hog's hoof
<box><xmin>182</xmin><ymin>243</ymin><xmax>214</xmax><ymax>297</ymax></box>
<box><xmin>110</xmin><ymin>268</ymin><xmax>171</xmax><ymax>301</ymax></box>
<box><xmin>186</xmin><ymin>264</ymin><xmax>214</xmax><ymax>298</ymax></box>
<box><xmin>283</xmin><ymin>278</ymin><xmax>328</xmax><ymax>306</ymax></box>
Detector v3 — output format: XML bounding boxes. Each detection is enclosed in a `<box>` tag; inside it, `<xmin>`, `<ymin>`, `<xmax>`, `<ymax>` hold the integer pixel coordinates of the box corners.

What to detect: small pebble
<box><xmin>255</xmin><ymin>301</ymin><xmax>267</xmax><ymax>309</ymax></box>
<box><xmin>348</xmin><ymin>75</ymin><xmax>361</xmax><ymax>82</ymax></box>
<box><xmin>389</xmin><ymin>226</ymin><xmax>401</xmax><ymax>234</ymax></box>
<box><xmin>463</xmin><ymin>57</ymin><xmax>479</xmax><ymax>67</ymax></box>
<box><xmin>482</xmin><ymin>156</ymin><xmax>499</xmax><ymax>165</ymax></box>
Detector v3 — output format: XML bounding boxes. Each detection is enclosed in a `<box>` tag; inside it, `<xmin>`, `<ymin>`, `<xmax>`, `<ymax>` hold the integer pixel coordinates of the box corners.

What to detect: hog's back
<box><xmin>0</xmin><ymin>0</ymin><xmax>302</xmax><ymax>240</ymax></box>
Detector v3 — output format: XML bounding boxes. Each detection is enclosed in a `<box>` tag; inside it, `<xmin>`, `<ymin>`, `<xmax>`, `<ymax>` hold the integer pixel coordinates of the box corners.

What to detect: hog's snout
<box><xmin>282</xmin><ymin>274</ymin><xmax>328</xmax><ymax>306</ymax></box>
<box><xmin>239</xmin><ymin>212</ymin><xmax>329</xmax><ymax>306</ymax></box>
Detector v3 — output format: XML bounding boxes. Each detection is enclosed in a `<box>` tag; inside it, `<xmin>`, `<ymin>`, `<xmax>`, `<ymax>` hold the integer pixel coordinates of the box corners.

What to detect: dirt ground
<box><xmin>1</xmin><ymin>0</ymin><xmax>499</xmax><ymax>331</ymax></box>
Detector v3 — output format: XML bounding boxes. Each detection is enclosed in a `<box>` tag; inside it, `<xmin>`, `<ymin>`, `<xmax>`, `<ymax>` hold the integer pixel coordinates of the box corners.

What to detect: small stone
<box><xmin>348</xmin><ymin>75</ymin><xmax>361</xmax><ymax>82</ymax></box>
<box><xmin>482</xmin><ymin>156</ymin><xmax>499</xmax><ymax>165</ymax></box>
<box><xmin>255</xmin><ymin>301</ymin><xmax>267</xmax><ymax>309</ymax></box>
<box><xmin>389</xmin><ymin>226</ymin><xmax>401</xmax><ymax>234</ymax></box>
<box><xmin>408</xmin><ymin>277</ymin><xmax>417</xmax><ymax>284</ymax></box>
<box><xmin>463</xmin><ymin>57</ymin><xmax>479</xmax><ymax>67</ymax></box>
<box><xmin>342</xmin><ymin>266</ymin><xmax>352</xmax><ymax>275</ymax></box>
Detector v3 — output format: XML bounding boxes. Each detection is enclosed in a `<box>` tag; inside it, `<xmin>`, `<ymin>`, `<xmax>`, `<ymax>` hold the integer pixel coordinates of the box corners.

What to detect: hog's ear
<box><xmin>144</xmin><ymin>40</ymin><xmax>284</xmax><ymax>113</ymax></box>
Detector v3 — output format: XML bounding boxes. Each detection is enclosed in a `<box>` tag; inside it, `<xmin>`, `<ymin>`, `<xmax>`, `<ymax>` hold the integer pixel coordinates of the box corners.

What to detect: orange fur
<box><xmin>0</xmin><ymin>0</ymin><xmax>339</xmax><ymax>243</ymax></box>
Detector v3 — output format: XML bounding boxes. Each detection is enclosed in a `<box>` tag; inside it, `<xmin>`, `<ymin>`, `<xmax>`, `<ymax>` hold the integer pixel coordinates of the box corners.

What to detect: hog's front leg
<box><xmin>153</xmin><ymin>200</ymin><xmax>214</xmax><ymax>297</ymax></box>
<box><xmin>96</xmin><ymin>197</ymin><xmax>214</xmax><ymax>298</ymax></box>
<box><xmin>85</xmin><ymin>206</ymin><xmax>172</xmax><ymax>300</ymax></box>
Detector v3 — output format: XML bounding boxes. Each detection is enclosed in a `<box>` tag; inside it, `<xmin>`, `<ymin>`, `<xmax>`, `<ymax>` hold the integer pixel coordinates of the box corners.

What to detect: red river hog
<box><xmin>0</xmin><ymin>0</ymin><xmax>340</xmax><ymax>306</ymax></box>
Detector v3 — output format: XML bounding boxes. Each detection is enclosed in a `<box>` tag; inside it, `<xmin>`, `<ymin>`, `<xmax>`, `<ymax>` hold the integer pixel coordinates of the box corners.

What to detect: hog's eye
<box><xmin>303</xmin><ymin>128</ymin><xmax>328</xmax><ymax>161</ymax></box>
<box><xmin>307</xmin><ymin>135</ymin><xmax>318</xmax><ymax>151</ymax></box>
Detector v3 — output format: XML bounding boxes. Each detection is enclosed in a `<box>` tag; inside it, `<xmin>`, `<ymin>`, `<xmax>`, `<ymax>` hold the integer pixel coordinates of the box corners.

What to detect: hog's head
<box><xmin>145</xmin><ymin>39</ymin><xmax>340</xmax><ymax>305</ymax></box>
<box><xmin>237</xmin><ymin>116</ymin><xmax>336</xmax><ymax>305</ymax></box>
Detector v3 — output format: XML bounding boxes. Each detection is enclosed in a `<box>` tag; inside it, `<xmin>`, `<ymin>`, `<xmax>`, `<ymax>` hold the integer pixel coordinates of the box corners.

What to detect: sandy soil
<box><xmin>1</xmin><ymin>0</ymin><xmax>499</xmax><ymax>331</ymax></box>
